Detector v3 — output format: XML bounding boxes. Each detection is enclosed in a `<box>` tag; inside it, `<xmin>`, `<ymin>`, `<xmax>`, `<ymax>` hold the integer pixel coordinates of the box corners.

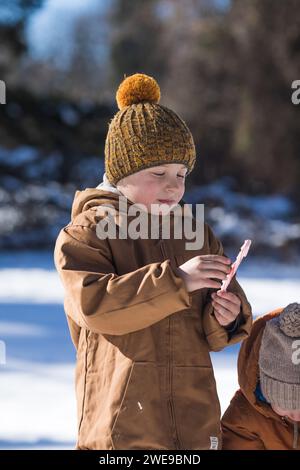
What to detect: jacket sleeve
<box><xmin>202</xmin><ymin>224</ymin><xmax>253</xmax><ymax>351</ymax></box>
<box><xmin>54</xmin><ymin>224</ymin><xmax>192</xmax><ymax>336</ymax></box>
<box><xmin>221</xmin><ymin>391</ymin><xmax>265</xmax><ymax>450</ymax></box>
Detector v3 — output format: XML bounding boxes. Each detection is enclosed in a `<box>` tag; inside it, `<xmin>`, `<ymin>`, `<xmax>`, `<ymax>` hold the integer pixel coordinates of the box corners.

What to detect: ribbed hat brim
<box><xmin>260</xmin><ymin>371</ymin><xmax>300</xmax><ymax>410</ymax></box>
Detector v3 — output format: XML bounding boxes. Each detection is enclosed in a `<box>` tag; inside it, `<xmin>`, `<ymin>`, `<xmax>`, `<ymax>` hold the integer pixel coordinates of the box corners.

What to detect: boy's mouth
<box><xmin>157</xmin><ymin>199</ymin><xmax>176</xmax><ymax>204</ymax></box>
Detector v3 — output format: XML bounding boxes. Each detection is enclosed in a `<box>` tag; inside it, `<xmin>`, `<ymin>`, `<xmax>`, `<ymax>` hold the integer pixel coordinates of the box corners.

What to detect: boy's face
<box><xmin>271</xmin><ymin>404</ymin><xmax>300</xmax><ymax>422</ymax></box>
<box><xmin>116</xmin><ymin>163</ymin><xmax>188</xmax><ymax>214</ymax></box>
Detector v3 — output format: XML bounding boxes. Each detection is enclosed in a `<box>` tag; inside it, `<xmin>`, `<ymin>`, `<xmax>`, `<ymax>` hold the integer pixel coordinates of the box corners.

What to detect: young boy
<box><xmin>221</xmin><ymin>302</ymin><xmax>300</xmax><ymax>450</ymax></box>
<box><xmin>54</xmin><ymin>73</ymin><xmax>252</xmax><ymax>450</ymax></box>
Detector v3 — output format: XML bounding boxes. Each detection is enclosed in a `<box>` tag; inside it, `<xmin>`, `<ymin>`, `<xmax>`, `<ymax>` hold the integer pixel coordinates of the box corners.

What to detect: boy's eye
<box><xmin>152</xmin><ymin>173</ymin><xmax>186</xmax><ymax>178</ymax></box>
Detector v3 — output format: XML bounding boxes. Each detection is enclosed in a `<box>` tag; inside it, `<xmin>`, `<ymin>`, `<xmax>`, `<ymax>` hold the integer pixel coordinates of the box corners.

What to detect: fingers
<box><xmin>200</xmin><ymin>259</ymin><xmax>231</xmax><ymax>273</ymax></box>
<box><xmin>205</xmin><ymin>280</ymin><xmax>223</xmax><ymax>289</ymax></box>
<box><xmin>212</xmin><ymin>296</ymin><xmax>240</xmax><ymax>315</ymax></box>
<box><xmin>215</xmin><ymin>291</ymin><xmax>241</xmax><ymax>306</ymax></box>
<box><xmin>213</xmin><ymin>308</ymin><xmax>236</xmax><ymax>326</ymax></box>
<box><xmin>201</xmin><ymin>270</ymin><xmax>228</xmax><ymax>281</ymax></box>
<box><xmin>200</xmin><ymin>262</ymin><xmax>231</xmax><ymax>275</ymax></box>
<box><xmin>198</xmin><ymin>257</ymin><xmax>232</xmax><ymax>279</ymax></box>
<box><xmin>212</xmin><ymin>291</ymin><xmax>241</xmax><ymax>325</ymax></box>
<box><xmin>213</xmin><ymin>300</ymin><xmax>237</xmax><ymax>322</ymax></box>
<box><xmin>199</xmin><ymin>255</ymin><xmax>231</xmax><ymax>265</ymax></box>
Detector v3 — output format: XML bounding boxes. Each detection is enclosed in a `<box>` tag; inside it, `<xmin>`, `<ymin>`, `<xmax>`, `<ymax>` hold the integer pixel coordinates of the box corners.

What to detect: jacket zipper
<box><xmin>78</xmin><ymin>329</ymin><xmax>89</xmax><ymax>436</ymax></box>
<box><xmin>281</xmin><ymin>417</ymin><xmax>299</xmax><ymax>449</ymax></box>
<box><xmin>168</xmin><ymin>317</ymin><xmax>181</xmax><ymax>449</ymax></box>
<box><xmin>159</xmin><ymin>237</ymin><xmax>181</xmax><ymax>450</ymax></box>
<box><xmin>293</xmin><ymin>421</ymin><xmax>299</xmax><ymax>449</ymax></box>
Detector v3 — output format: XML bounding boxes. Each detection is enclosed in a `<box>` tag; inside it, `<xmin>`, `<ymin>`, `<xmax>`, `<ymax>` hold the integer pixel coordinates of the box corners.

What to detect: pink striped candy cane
<box><xmin>220</xmin><ymin>239</ymin><xmax>252</xmax><ymax>292</ymax></box>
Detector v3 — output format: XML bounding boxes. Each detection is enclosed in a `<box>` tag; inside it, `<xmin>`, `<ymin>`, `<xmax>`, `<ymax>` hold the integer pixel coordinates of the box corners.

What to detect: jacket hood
<box><xmin>238</xmin><ymin>307</ymin><xmax>286</xmax><ymax>420</ymax></box>
<box><xmin>70</xmin><ymin>172</ymin><xmax>128</xmax><ymax>221</ymax></box>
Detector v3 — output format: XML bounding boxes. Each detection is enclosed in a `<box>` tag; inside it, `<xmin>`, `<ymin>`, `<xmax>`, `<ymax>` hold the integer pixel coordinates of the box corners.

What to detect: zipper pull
<box><xmin>293</xmin><ymin>421</ymin><xmax>299</xmax><ymax>449</ymax></box>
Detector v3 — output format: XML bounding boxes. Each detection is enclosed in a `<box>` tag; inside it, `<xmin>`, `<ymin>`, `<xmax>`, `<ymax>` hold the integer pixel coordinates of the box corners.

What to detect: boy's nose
<box><xmin>165</xmin><ymin>180</ymin><xmax>181</xmax><ymax>192</ymax></box>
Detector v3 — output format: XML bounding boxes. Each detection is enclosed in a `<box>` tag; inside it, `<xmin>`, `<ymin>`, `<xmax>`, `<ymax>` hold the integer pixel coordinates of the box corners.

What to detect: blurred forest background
<box><xmin>0</xmin><ymin>0</ymin><xmax>300</xmax><ymax>259</ymax></box>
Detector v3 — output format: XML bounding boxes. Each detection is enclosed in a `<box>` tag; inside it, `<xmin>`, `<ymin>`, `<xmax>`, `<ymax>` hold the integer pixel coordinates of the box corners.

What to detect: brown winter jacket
<box><xmin>221</xmin><ymin>309</ymin><xmax>300</xmax><ymax>450</ymax></box>
<box><xmin>54</xmin><ymin>187</ymin><xmax>252</xmax><ymax>450</ymax></box>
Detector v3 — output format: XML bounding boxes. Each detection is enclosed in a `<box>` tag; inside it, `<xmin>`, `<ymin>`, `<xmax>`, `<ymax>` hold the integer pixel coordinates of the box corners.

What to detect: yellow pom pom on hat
<box><xmin>105</xmin><ymin>72</ymin><xmax>196</xmax><ymax>185</ymax></box>
<box><xmin>116</xmin><ymin>73</ymin><xmax>161</xmax><ymax>110</ymax></box>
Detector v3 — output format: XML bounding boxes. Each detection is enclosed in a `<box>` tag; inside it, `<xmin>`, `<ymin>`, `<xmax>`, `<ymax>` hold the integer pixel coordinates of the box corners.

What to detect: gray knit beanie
<box><xmin>259</xmin><ymin>302</ymin><xmax>300</xmax><ymax>410</ymax></box>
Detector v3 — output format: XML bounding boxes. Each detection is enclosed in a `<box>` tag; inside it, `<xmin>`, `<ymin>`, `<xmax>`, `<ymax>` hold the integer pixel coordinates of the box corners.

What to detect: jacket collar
<box><xmin>96</xmin><ymin>173</ymin><xmax>123</xmax><ymax>196</ymax></box>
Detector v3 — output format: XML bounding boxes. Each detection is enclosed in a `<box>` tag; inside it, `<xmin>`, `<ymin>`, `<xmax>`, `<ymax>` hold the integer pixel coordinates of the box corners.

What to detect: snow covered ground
<box><xmin>0</xmin><ymin>251</ymin><xmax>299</xmax><ymax>449</ymax></box>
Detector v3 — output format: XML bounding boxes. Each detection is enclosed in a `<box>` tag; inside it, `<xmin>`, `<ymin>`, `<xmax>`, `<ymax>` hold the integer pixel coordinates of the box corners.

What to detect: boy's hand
<box><xmin>175</xmin><ymin>254</ymin><xmax>232</xmax><ymax>292</ymax></box>
<box><xmin>211</xmin><ymin>291</ymin><xmax>241</xmax><ymax>326</ymax></box>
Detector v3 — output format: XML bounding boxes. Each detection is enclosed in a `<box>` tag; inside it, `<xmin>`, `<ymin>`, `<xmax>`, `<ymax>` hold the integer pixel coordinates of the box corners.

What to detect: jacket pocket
<box><xmin>76</xmin><ymin>328</ymin><xmax>89</xmax><ymax>437</ymax></box>
<box><xmin>110</xmin><ymin>362</ymin><xmax>173</xmax><ymax>450</ymax></box>
<box><xmin>172</xmin><ymin>365</ymin><xmax>222</xmax><ymax>450</ymax></box>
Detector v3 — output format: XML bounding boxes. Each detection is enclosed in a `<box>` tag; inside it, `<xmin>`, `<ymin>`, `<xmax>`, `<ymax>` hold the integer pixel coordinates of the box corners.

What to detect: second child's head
<box><xmin>259</xmin><ymin>303</ymin><xmax>300</xmax><ymax>422</ymax></box>
<box><xmin>104</xmin><ymin>73</ymin><xmax>196</xmax><ymax>213</ymax></box>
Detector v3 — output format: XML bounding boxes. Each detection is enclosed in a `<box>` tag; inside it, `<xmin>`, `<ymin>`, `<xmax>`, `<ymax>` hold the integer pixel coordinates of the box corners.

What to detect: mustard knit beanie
<box><xmin>259</xmin><ymin>303</ymin><xmax>300</xmax><ymax>410</ymax></box>
<box><xmin>104</xmin><ymin>73</ymin><xmax>196</xmax><ymax>185</ymax></box>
